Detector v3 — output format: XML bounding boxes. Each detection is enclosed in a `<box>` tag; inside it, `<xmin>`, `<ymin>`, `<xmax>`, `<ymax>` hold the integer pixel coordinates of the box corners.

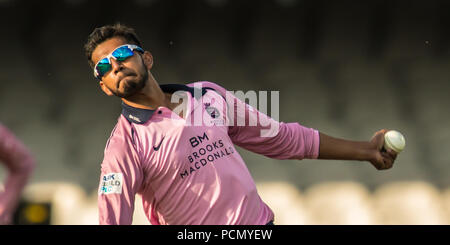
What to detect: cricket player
<box><xmin>85</xmin><ymin>24</ymin><xmax>397</xmax><ymax>225</ymax></box>
<box><xmin>0</xmin><ymin>124</ymin><xmax>35</xmax><ymax>225</ymax></box>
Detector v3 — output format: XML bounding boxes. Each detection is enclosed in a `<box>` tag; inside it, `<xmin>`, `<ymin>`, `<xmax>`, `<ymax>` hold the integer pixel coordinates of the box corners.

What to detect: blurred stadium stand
<box><xmin>372</xmin><ymin>181</ymin><xmax>447</xmax><ymax>225</ymax></box>
<box><xmin>0</xmin><ymin>0</ymin><xmax>449</xmax><ymax>224</ymax></box>
<box><xmin>256</xmin><ymin>182</ymin><xmax>309</xmax><ymax>225</ymax></box>
<box><xmin>12</xmin><ymin>180</ymin><xmax>450</xmax><ymax>225</ymax></box>
<box><xmin>303</xmin><ymin>182</ymin><xmax>375</xmax><ymax>225</ymax></box>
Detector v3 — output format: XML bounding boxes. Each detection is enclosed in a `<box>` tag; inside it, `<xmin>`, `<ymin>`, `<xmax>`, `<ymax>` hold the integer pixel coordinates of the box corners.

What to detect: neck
<box><xmin>121</xmin><ymin>72</ymin><xmax>168</xmax><ymax>110</ymax></box>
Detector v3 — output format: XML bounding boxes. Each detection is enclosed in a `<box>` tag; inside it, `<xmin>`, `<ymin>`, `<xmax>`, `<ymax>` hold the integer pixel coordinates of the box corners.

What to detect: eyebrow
<box><xmin>94</xmin><ymin>45</ymin><xmax>117</xmax><ymax>64</ymax></box>
<box><xmin>96</xmin><ymin>50</ymin><xmax>111</xmax><ymax>63</ymax></box>
<box><xmin>96</xmin><ymin>44</ymin><xmax>127</xmax><ymax>63</ymax></box>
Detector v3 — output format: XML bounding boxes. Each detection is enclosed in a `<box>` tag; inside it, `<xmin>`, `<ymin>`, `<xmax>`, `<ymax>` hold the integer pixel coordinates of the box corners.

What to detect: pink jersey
<box><xmin>98</xmin><ymin>81</ymin><xmax>320</xmax><ymax>225</ymax></box>
<box><xmin>0</xmin><ymin>124</ymin><xmax>35</xmax><ymax>224</ymax></box>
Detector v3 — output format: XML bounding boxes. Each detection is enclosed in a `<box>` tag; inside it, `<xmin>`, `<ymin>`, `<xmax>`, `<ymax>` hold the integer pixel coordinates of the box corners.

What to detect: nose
<box><xmin>110</xmin><ymin>58</ymin><xmax>124</xmax><ymax>75</ymax></box>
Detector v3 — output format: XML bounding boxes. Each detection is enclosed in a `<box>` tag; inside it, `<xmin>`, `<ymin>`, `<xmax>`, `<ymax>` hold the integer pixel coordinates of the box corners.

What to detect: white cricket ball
<box><xmin>384</xmin><ymin>130</ymin><xmax>406</xmax><ymax>153</ymax></box>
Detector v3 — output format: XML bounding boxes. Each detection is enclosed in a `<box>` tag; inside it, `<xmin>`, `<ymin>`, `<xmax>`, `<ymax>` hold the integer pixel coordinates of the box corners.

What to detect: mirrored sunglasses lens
<box><xmin>112</xmin><ymin>46</ymin><xmax>134</xmax><ymax>61</ymax></box>
<box><xmin>96</xmin><ymin>62</ymin><xmax>112</xmax><ymax>77</ymax></box>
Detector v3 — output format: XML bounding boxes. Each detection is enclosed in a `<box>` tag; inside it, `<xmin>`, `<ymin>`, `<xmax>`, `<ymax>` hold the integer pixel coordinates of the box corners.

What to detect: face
<box><xmin>91</xmin><ymin>37</ymin><xmax>153</xmax><ymax>98</ymax></box>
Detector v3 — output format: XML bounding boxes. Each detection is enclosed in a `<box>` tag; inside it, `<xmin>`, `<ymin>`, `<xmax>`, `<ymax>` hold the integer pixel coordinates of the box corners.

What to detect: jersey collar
<box><xmin>121</xmin><ymin>84</ymin><xmax>207</xmax><ymax>124</ymax></box>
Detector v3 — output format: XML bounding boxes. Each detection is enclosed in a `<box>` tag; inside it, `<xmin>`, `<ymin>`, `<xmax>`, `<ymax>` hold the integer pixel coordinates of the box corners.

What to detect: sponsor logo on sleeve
<box><xmin>98</xmin><ymin>173</ymin><xmax>123</xmax><ymax>195</ymax></box>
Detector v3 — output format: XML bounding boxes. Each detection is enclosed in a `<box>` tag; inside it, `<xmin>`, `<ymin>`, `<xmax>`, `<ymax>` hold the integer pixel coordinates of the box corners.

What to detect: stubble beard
<box><xmin>115</xmin><ymin>69</ymin><xmax>149</xmax><ymax>98</ymax></box>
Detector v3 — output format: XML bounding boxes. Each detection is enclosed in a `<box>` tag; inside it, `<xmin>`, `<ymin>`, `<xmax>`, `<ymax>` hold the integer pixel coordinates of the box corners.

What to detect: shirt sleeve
<box><xmin>0</xmin><ymin>124</ymin><xmax>35</xmax><ymax>225</ymax></box>
<box><xmin>197</xmin><ymin>81</ymin><xmax>320</xmax><ymax>160</ymax></box>
<box><xmin>98</xmin><ymin>129</ymin><xmax>143</xmax><ymax>225</ymax></box>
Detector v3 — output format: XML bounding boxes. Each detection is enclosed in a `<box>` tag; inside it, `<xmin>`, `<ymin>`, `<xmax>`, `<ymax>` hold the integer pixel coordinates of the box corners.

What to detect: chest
<box><xmin>135</xmin><ymin>101</ymin><xmax>232</xmax><ymax>181</ymax></box>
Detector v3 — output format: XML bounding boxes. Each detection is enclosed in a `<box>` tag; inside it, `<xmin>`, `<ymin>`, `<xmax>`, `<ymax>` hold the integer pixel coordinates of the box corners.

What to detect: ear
<box><xmin>99</xmin><ymin>81</ymin><xmax>114</xmax><ymax>96</ymax></box>
<box><xmin>142</xmin><ymin>51</ymin><xmax>153</xmax><ymax>70</ymax></box>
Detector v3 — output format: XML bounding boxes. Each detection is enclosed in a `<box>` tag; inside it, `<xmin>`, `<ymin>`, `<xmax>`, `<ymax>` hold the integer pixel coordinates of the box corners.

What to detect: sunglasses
<box><xmin>94</xmin><ymin>44</ymin><xmax>144</xmax><ymax>80</ymax></box>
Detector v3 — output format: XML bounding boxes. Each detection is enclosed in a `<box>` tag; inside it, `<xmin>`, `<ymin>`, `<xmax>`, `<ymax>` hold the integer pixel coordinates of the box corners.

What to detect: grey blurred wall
<box><xmin>0</xmin><ymin>0</ymin><xmax>449</xmax><ymax>191</ymax></box>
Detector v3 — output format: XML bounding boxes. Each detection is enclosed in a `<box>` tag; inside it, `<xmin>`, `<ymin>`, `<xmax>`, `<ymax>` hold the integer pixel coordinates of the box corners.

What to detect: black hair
<box><xmin>84</xmin><ymin>23</ymin><xmax>142</xmax><ymax>68</ymax></box>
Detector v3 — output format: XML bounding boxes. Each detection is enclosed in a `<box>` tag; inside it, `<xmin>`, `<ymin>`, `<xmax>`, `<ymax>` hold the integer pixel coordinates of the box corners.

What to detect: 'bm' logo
<box><xmin>189</xmin><ymin>132</ymin><xmax>209</xmax><ymax>148</ymax></box>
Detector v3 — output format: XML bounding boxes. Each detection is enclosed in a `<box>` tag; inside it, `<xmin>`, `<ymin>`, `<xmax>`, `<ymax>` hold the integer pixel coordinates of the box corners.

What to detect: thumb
<box><xmin>372</xmin><ymin>129</ymin><xmax>388</xmax><ymax>150</ymax></box>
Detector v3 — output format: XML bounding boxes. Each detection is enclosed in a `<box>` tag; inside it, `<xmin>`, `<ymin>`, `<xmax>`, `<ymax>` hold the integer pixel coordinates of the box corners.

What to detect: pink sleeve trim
<box><xmin>311</xmin><ymin>129</ymin><xmax>320</xmax><ymax>159</ymax></box>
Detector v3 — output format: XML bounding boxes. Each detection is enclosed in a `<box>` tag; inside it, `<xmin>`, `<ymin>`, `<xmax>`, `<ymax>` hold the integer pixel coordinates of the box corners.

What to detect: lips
<box><xmin>116</xmin><ymin>72</ymin><xmax>135</xmax><ymax>89</ymax></box>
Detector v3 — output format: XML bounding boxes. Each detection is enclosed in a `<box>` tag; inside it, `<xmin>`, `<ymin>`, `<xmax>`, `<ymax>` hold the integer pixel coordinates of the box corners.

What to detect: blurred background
<box><xmin>1</xmin><ymin>0</ymin><xmax>450</xmax><ymax>224</ymax></box>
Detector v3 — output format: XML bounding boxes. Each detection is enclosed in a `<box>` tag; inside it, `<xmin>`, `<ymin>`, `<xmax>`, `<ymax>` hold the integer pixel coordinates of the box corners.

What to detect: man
<box><xmin>0</xmin><ymin>124</ymin><xmax>35</xmax><ymax>225</ymax></box>
<box><xmin>84</xmin><ymin>24</ymin><xmax>397</xmax><ymax>225</ymax></box>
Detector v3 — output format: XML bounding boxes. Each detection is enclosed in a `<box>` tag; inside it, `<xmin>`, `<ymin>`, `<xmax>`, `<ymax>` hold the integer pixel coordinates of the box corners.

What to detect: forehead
<box><xmin>91</xmin><ymin>37</ymin><xmax>128</xmax><ymax>65</ymax></box>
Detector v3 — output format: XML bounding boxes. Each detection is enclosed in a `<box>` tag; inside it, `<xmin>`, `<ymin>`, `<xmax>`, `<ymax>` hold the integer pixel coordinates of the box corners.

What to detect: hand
<box><xmin>368</xmin><ymin>129</ymin><xmax>397</xmax><ymax>170</ymax></box>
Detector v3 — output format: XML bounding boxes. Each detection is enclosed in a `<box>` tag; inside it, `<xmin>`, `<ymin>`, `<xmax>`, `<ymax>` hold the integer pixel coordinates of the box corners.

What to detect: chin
<box><xmin>119</xmin><ymin>79</ymin><xmax>146</xmax><ymax>98</ymax></box>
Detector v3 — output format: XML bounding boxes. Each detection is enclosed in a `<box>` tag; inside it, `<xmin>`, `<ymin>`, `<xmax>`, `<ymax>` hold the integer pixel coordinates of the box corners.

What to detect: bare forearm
<box><xmin>317</xmin><ymin>132</ymin><xmax>373</xmax><ymax>161</ymax></box>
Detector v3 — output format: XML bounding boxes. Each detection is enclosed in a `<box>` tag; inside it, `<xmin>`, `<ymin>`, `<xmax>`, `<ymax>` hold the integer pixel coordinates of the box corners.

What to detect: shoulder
<box><xmin>187</xmin><ymin>81</ymin><xmax>227</xmax><ymax>92</ymax></box>
<box><xmin>187</xmin><ymin>81</ymin><xmax>229</xmax><ymax>99</ymax></box>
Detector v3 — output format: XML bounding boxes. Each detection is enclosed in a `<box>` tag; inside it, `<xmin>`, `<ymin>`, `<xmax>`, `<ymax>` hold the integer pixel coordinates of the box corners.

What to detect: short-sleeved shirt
<box><xmin>98</xmin><ymin>81</ymin><xmax>320</xmax><ymax>225</ymax></box>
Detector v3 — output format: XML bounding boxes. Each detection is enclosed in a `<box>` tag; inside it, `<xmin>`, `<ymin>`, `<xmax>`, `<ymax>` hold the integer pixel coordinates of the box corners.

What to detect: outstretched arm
<box><xmin>195</xmin><ymin>82</ymin><xmax>397</xmax><ymax>169</ymax></box>
<box><xmin>318</xmin><ymin>129</ymin><xmax>397</xmax><ymax>170</ymax></box>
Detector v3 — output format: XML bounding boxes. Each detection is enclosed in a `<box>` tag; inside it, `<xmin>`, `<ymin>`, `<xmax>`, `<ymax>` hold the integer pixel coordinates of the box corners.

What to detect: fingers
<box><xmin>381</xmin><ymin>151</ymin><xmax>396</xmax><ymax>162</ymax></box>
<box><xmin>386</xmin><ymin>148</ymin><xmax>398</xmax><ymax>160</ymax></box>
<box><xmin>373</xmin><ymin>152</ymin><xmax>395</xmax><ymax>170</ymax></box>
<box><xmin>372</xmin><ymin>151</ymin><xmax>396</xmax><ymax>170</ymax></box>
<box><xmin>381</xmin><ymin>152</ymin><xmax>394</xmax><ymax>168</ymax></box>
<box><xmin>371</xmin><ymin>129</ymin><xmax>389</xmax><ymax>151</ymax></box>
<box><xmin>372</xmin><ymin>129</ymin><xmax>388</xmax><ymax>139</ymax></box>
<box><xmin>369</xmin><ymin>129</ymin><xmax>399</xmax><ymax>171</ymax></box>
<box><xmin>371</xmin><ymin>152</ymin><xmax>387</xmax><ymax>170</ymax></box>
<box><xmin>377</xmin><ymin>129</ymin><xmax>388</xmax><ymax>137</ymax></box>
